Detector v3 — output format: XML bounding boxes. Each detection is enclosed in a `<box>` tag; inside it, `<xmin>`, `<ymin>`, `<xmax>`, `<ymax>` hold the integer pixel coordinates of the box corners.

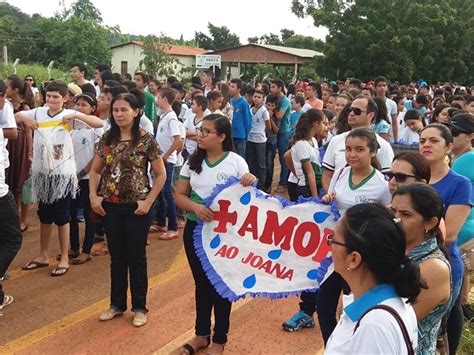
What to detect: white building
<box><xmin>110</xmin><ymin>41</ymin><xmax>207</xmax><ymax>77</ymax></box>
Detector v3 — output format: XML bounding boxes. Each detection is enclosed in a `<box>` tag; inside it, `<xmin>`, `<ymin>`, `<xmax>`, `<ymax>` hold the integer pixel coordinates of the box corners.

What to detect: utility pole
<box><xmin>3</xmin><ymin>45</ymin><xmax>7</xmax><ymax>65</ymax></box>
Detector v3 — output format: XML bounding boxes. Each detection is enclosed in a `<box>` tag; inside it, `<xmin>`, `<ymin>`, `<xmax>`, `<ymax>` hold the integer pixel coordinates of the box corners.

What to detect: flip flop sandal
<box><xmin>181</xmin><ymin>336</ymin><xmax>210</xmax><ymax>355</ymax></box>
<box><xmin>51</xmin><ymin>266</ymin><xmax>70</xmax><ymax>277</ymax></box>
<box><xmin>22</xmin><ymin>261</ymin><xmax>49</xmax><ymax>270</ymax></box>
<box><xmin>71</xmin><ymin>255</ymin><xmax>92</xmax><ymax>265</ymax></box>
<box><xmin>20</xmin><ymin>225</ymin><xmax>28</xmax><ymax>233</ymax></box>
<box><xmin>56</xmin><ymin>250</ymin><xmax>80</xmax><ymax>261</ymax></box>
<box><xmin>159</xmin><ymin>231</ymin><xmax>179</xmax><ymax>241</ymax></box>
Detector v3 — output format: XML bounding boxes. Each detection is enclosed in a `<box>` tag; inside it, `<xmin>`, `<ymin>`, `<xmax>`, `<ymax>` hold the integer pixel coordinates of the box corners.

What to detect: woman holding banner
<box><xmin>175</xmin><ymin>114</ymin><xmax>256</xmax><ymax>355</ymax></box>
<box><xmin>324</xmin><ymin>203</ymin><xmax>422</xmax><ymax>354</ymax></box>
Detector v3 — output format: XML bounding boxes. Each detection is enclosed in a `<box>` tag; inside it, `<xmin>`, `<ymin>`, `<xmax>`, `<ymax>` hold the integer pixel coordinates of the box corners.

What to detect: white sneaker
<box><xmin>132</xmin><ymin>312</ymin><xmax>147</xmax><ymax>327</ymax></box>
<box><xmin>0</xmin><ymin>295</ymin><xmax>14</xmax><ymax>309</ymax></box>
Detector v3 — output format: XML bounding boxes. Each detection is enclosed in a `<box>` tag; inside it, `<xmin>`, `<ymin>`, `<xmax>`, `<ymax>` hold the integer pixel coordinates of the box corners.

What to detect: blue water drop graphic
<box><xmin>210</xmin><ymin>235</ymin><xmax>221</xmax><ymax>249</ymax></box>
<box><xmin>243</xmin><ymin>274</ymin><xmax>257</xmax><ymax>289</ymax></box>
<box><xmin>307</xmin><ymin>269</ymin><xmax>318</xmax><ymax>280</ymax></box>
<box><xmin>240</xmin><ymin>191</ymin><xmax>251</xmax><ymax>205</ymax></box>
<box><xmin>268</xmin><ymin>249</ymin><xmax>282</xmax><ymax>260</ymax></box>
<box><xmin>313</xmin><ymin>212</ymin><xmax>330</xmax><ymax>224</ymax></box>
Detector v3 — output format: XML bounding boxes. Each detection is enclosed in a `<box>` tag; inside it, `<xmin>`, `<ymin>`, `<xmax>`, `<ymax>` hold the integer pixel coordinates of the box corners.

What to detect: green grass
<box><xmin>459</xmin><ymin>286</ymin><xmax>474</xmax><ymax>355</ymax></box>
<box><xmin>0</xmin><ymin>63</ymin><xmax>67</xmax><ymax>85</ymax></box>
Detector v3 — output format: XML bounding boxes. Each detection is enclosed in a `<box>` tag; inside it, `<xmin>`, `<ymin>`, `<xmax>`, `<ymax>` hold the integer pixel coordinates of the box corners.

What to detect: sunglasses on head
<box><xmin>384</xmin><ymin>172</ymin><xmax>420</xmax><ymax>183</ymax></box>
<box><xmin>348</xmin><ymin>107</ymin><xmax>367</xmax><ymax>115</ymax></box>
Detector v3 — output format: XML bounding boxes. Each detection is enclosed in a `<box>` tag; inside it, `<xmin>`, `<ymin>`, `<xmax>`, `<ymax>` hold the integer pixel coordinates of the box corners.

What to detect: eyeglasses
<box><xmin>25</xmin><ymin>78</ymin><xmax>33</xmax><ymax>82</ymax></box>
<box><xmin>326</xmin><ymin>233</ymin><xmax>346</xmax><ymax>247</ymax></box>
<box><xmin>348</xmin><ymin>107</ymin><xmax>367</xmax><ymax>115</ymax></box>
<box><xmin>384</xmin><ymin>171</ymin><xmax>420</xmax><ymax>183</ymax></box>
<box><xmin>196</xmin><ymin>126</ymin><xmax>218</xmax><ymax>137</ymax></box>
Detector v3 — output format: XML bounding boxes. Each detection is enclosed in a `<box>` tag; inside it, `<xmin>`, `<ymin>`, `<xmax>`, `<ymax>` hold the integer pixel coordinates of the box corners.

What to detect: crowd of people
<box><xmin>0</xmin><ymin>64</ymin><xmax>473</xmax><ymax>354</ymax></box>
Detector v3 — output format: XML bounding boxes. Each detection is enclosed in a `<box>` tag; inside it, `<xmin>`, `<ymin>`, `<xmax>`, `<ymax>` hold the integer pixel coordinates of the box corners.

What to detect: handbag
<box><xmin>354</xmin><ymin>304</ymin><xmax>415</xmax><ymax>355</ymax></box>
<box><xmin>459</xmin><ymin>238</ymin><xmax>474</xmax><ymax>273</ymax></box>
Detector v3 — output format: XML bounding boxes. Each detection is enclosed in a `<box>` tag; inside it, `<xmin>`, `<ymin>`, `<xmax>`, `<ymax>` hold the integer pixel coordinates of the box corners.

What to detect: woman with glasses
<box><xmin>391</xmin><ymin>183</ymin><xmax>451</xmax><ymax>355</ymax></box>
<box><xmin>175</xmin><ymin>114</ymin><xmax>256</xmax><ymax>355</ymax></box>
<box><xmin>449</xmin><ymin>112</ymin><xmax>474</xmax><ymax>321</ymax></box>
<box><xmin>419</xmin><ymin>123</ymin><xmax>472</xmax><ymax>355</ymax></box>
<box><xmin>324</xmin><ymin>203</ymin><xmax>422</xmax><ymax>354</ymax></box>
<box><xmin>24</xmin><ymin>75</ymin><xmax>40</xmax><ymax>106</ymax></box>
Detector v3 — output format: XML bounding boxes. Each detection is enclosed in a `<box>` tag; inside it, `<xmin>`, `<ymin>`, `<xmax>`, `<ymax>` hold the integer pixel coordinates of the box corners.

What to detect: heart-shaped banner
<box><xmin>194</xmin><ymin>176</ymin><xmax>340</xmax><ymax>301</ymax></box>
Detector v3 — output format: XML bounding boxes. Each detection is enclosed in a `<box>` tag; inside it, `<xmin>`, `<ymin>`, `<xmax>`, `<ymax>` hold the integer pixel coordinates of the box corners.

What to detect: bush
<box><xmin>0</xmin><ymin>63</ymin><xmax>67</xmax><ymax>85</ymax></box>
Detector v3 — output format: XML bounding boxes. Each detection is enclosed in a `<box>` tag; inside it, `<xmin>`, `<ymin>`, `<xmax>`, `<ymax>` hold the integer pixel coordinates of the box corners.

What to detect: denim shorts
<box><xmin>37</xmin><ymin>195</ymin><xmax>71</xmax><ymax>226</ymax></box>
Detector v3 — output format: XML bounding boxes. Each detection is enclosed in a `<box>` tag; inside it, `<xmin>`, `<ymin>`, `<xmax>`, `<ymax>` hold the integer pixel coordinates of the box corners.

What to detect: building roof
<box><xmin>110</xmin><ymin>41</ymin><xmax>208</xmax><ymax>56</ymax></box>
<box><xmin>212</xmin><ymin>43</ymin><xmax>323</xmax><ymax>59</ymax></box>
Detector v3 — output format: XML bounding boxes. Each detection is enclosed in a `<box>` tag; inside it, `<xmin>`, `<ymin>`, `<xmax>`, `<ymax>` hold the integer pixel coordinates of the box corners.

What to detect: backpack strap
<box><xmin>353</xmin><ymin>304</ymin><xmax>414</xmax><ymax>355</ymax></box>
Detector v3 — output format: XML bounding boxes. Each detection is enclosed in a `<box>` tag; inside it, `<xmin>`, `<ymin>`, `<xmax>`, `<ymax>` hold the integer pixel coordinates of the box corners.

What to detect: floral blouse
<box><xmin>96</xmin><ymin>131</ymin><xmax>161</xmax><ymax>203</ymax></box>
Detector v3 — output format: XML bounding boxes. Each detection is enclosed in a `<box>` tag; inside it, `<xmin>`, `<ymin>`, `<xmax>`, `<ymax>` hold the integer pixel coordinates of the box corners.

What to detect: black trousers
<box><xmin>183</xmin><ymin>220</ymin><xmax>232</xmax><ymax>344</ymax></box>
<box><xmin>70</xmin><ymin>180</ymin><xmax>95</xmax><ymax>254</ymax></box>
<box><xmin>102</xmin><ymin>202</ymin><xmax>151</xmax><ymax>312</ymax></box>
<box><xmin>0</xmin><ymin>192</ymin><xmax>22</xmax><ymax>303</ymax></box>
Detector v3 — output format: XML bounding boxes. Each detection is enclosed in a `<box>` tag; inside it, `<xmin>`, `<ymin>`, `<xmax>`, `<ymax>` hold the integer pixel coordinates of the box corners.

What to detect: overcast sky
<box><xmin>10</xmin><ymin>0</ymin><xmax>328</xmax><ymax>43</ymax></box>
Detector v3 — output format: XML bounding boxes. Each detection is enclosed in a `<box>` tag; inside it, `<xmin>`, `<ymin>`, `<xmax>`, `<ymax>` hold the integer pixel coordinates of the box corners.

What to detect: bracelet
<box><xmin>78</xmin><ymin>169</ymin><xmax>87</xmax><ymax>178</ymax></box>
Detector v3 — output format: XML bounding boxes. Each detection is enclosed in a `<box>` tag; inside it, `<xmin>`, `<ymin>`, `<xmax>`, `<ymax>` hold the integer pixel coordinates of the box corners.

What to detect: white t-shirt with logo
<box><xmin>0</xmin><ymin>128</ymin><xmax>8</xmax><ymax>197</ymax></box>
<box><xmin>399</xmin><ymin>126</ymin><xmax>420</xmax><ymax>145</ymax></box>
<box><xmin>179</xmin><ymin>151</ymin><xmax>248</xmax><ymax>219</ymax></box>
<box><xmin>328</xmin><ymin>166</ymin><xmax>391</xmax><ymax>212</ymax></box>
<box><xmin>155</xmin><ymin>111</ymin><xmax>181</xmax><ymax>164</ymax></box>
<box><xmin>288</xmin><ymin>138</ymin><xmax>321</xmax><ymax>186</ymax></box>
<box><xmin>71</xmin><ymin>121</ymin><xmax>103</xmax><ymax>180</ymax></box>
<box><xmin>248</xmin><ymin>105</ymin><xmax>270</xmax><ymax>143</ymax></box>
<box><xmin>323</xmin><ymin>131</ymin><xmax>394</xmax><ymax>173</ymax></box>
<box><xmin>183</xmin><ymin>109</ymin><xmax>211</xmax><ymax>154</ymax></box>
<box><xmin>0</xmin><ymin>100</ymin><xmax>17</xmax><ymax>169</ymax></box>
<box><xmin>176</xmin><ymin>120</ymin><xmax>186</xmax><ymax>168</ymax></box>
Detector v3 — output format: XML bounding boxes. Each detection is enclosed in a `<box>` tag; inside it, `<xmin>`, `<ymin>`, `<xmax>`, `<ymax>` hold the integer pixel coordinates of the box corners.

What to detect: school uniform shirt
<box><xmin>155</xmin><ymin>111</ymin><xmax>181</xmax><ymax>165</ymax></box>
<box><xmin>248</xmin><ymin>105</ymin><xmax>269</xmax><ymax>143</ymax></box>
<box><xmin>0</xmin><ymin>100</ymin><xmax>16</xmax><ymax>170</ymax></box>
<box><xmin>325</xmin><ymin>284</ymin><xmax>418</xmax><ymax>355</ymax></box>
<box><xmin>288</xmin><ymin>138</ymin><xmax>322</xmax><ymax>187</ymax></box>
<box><xmin>322</xmin><ymin>130</ymin><xmax>394</xmax><ymax>173</ymax></box>
<box><xmin>175</xmin><ymin>120</ymin><xmax>186</xmax><ymax>168</ymax></box>
<box><xmin>328</xmin><ymin>166</ymin><xmax>391</xmax><ymax>212</ymax></box>
<box><xmin>179</xmin><ymin>151</ymin><xmax>249</xmax><ymax>221</ymax></box>
<box><xmin>0</xmin><ymin>128</ymin><xmax>8</xmax><ymax>197</ymax></box>
<box><xmin>71</xmin><ymin>121</ymin><xmax>103</xmax><ymax>180</ymax></box>
<box><xmin>183</xmin><ymin>109</ymin><xmax>211</xmax><ymax>155</ymax></box>
<box><xmin>399</xmin><ymin>126</ymin><xmax>420</xmax><ymax>144</ymax></box>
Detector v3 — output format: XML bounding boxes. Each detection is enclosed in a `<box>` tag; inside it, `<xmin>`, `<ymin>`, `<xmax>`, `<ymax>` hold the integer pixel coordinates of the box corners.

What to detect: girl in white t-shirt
<box><xmin>69</xmin><ymin>94</ymin><xmax>103</xmax><ymax>264</ymax></box>
<box><xmin>323</xmin><ymin>128</ymin><xmax>391</xmax><ymax>212</ymax></box>
<box><xmin>176</xmin><ymin>114</ymin><xmax>256</xmax><ymax>355</ymax></box>
<box><xmin>399</xmin><ymin>109</ymin><xmax>424</xmax><ymax>144</ymax></box>
<box><xmin>324</xmin><ymin>203</ymin><xmax>421</xmax><ymax>354</ymax></box>
<box><xmin>285</xmin><ymin>109</ymin><xmax>328</xmax><ymax>201</ymax></box>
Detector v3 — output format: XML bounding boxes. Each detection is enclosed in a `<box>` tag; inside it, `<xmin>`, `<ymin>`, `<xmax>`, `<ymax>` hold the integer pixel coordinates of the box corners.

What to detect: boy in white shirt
<box><xmin>246</xmin><ymin>89</ymin><xmax>270</xmax><ymax>190</ymax></box>
<box><xmin>155</xmin><ymin>87</ymin><xmax>182</xmax><ymax>240</ymax></box>
<box><xmin>15</xmin><ymin>81</ymin><xmax>104</xmax><ymax>277</ymax></box>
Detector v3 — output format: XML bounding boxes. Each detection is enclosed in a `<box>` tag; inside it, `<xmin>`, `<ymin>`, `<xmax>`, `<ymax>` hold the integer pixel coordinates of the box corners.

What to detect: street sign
<box><xmin>195</xmin><ymin>55</ymin><xmax>221</xmax><ymax>69</ymax></box>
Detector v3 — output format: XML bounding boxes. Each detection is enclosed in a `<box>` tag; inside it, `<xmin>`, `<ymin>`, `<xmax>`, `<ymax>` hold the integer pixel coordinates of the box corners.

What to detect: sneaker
<box><xmin>99</xmin><ymin>308</ymin><xmax>124</xmax><ymax>321</ymax></box>
<box><xmin>76</xmin><ymin>208</ymin><xmax>85</xmax><ymax>222</ymax></box>
<box><xmin>462</xmin><ymin>304</ymin><xmax>474</xmax><ymax>321</ymax></box>
<box><xmin>282</xmin><ymin>310</ymin><xmax>315</xmax><ymax>332</ymax></box>
<box><xmin>0</xmin><ymin>295</ymin><xmax>14</xmax><ymax>310</ymax></box>
<box><xmin>132</xmin><ymin>312</ymin><xmax>147</xmax><ymax>327</ymax></box>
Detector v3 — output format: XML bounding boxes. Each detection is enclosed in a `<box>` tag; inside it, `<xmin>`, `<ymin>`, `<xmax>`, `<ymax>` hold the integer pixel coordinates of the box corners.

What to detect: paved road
<box><xmin>0</xmin><ymin>208</ymin><xmax>325</xmax><ymax>354</ymax></box>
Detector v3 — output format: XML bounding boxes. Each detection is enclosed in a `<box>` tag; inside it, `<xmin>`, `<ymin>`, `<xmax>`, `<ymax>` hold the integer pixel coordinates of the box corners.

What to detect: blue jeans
<box><xmin>246</xmin><ymin>141</ymin><xmax>266</xmax><ymax>191</ymax></box>
<box><xmin>277</xmin><ymin>132</ymin><xmax>291</xmax><ymax>186</ymax></box>
<box><xmin>233</xmin><ymin>138</ymin><xmax>246</xmax><ymax>158</ymax></box>
<box><xmin>156</xmin><ymin>162</ymin><xmax>177</xmax><ymax>231</ymax></box>
<box><xmin>265</xmin><ymin>142</ymin><xmax>277</xmax><ymax>191</ymax></box>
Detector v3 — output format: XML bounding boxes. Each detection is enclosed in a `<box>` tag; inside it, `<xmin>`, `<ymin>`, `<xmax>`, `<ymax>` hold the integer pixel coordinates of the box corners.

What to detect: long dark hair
<box><xmin>188</xmin><ymin>114</ymin><xmax>234</xmax><ymax>174</ymax></box>
<box><xmin>373</xmin><ymin>97</ymin><xmax>390</xmax><ymax>124</ymax></box>
<box><xmin>343</xmin><ymin>203</ymin><xmax>426</xmax><ymax>304</ymax></box>
<box><xmin>346</xmin><ymin>128</ymin><xmax>381</xmax><ymax>170</ymax></box>
<box><xmin>335</xmin><ymin>102</ymin><xmax>352</xmax><ymax>134</ymax></box>
<box><xmin>8</xmin><ymin>75</ymin><xmax>35</xmax><ymax>108</ymax></box>
<box><xmin>392</xmin><ymin>152</ymin><xmax>430</xmax><ymax>182</ymax></box>
<box><xmin>105</xmin><ymin>93</ymin><xmax>141</xmax><ymax>147</ymax></box>
<box><xmin>429</xmin><ymin>103</ymin><xmax>450</xmax><ymax>124</ymax></box>
<box><xmin>291</xmin><ymin>109</ymin><xmax>325</xmax><ymax>145</ymax></box>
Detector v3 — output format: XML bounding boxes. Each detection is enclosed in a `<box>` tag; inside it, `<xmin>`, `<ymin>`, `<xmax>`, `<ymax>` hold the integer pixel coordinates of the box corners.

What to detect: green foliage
<box><xmin>292</xmin><ymin>0</ymin><xmax>474</xmax><ymax>83</ymax></box>
<box><xmin>0</xmin><ymin>1</ymin><xmax>111</xmax><ymax>72</ymax></box>
<box><xmin>195</xmin><ymin>23</ymin><xmax>241</xmax><ymax>50</ymax></box>
<box><xmin>0</xmin><ymin>63</ymin><xmax>67</xmax><ymax>83</ymax></box>
<box><xmin>250</xmin><ymin>28</ymin><xmax>326</xmax><ymax>52</ymax></box>
<box><xmin>139</xmin><ymin>35</ymin><xmax>182</xmax><ymax>78</ymax></box>
<box><xmin>460</xmin><ymin>319</ymin><xmax>474</xmax><ymax>354</ymax></box>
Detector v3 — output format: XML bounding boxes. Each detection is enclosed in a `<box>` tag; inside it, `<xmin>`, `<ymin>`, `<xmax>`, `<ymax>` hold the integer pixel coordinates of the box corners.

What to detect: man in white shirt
<box><xmin>374</xmin><ymin>76</ymin><xmax>398</xmax><ymax>141</ymax></box>
<box><xmin>322</xmin><ymin>96</ymin><xmax>394</xmax><ymax>192</ymax></box>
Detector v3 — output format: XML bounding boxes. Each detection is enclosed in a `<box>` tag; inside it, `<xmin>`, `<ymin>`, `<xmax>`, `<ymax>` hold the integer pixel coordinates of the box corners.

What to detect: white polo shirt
<box><xmin>322</xmin><ymin>130</ymin><xmax>394</xmax><ymax>173</ymax></box>
<box><xmin>325</xmin><ymin>284</ymin><xmax>418</xmax><ymax>355</ymax></box>
<box><xmin>155</xmin><ymin>111</ymin><xmax>181</xmax><ymax>164</ymax></box>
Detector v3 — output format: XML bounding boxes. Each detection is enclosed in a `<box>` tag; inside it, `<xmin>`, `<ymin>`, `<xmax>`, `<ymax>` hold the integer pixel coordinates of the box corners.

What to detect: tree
<box><xmin>195</xmin><ymin>23</ymin><xmax>241</xmax><ymax>50</ymax></box>
<box><xmin>139</xmin><ymin>35</ymin><xmax>182</xmax><ymax>78</ymax></box>
<box><xmin>61</xmin><ymin>0</ymin><xmax>103</xmax><ymax>23</ymax></box>
<box><xmin>291</xmin><ymin>0</ymin><xmax>474</xmax><ymax>83</ymax></box>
